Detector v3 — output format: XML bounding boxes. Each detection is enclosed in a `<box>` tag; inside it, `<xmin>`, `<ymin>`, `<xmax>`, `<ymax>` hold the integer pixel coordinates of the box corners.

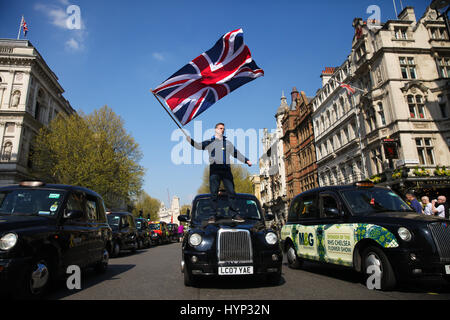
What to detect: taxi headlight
<box><xmin>265</xmin><ymin>232</ymin><xmax>278</xmax><ymax>245</ymax></box>
<box><xmin>0</xmin><ymin>233</ymin><xmax>18</xmax><ymax>251</ymax></box>
<box><xmin>189</xmin><ymin>233</ymin><xmax>202</xmax><ymax>246</ymax></box>
<box><xmin>398</xmin><ymin>227</ymin><xmax>412</xmax><ymax>242</ymax></box>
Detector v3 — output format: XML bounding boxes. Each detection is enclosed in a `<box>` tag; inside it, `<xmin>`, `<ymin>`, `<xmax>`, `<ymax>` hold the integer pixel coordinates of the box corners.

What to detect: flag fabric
<box><xmin>152</xmin><ymin>29</ymin><xmax>264</xmax><ymax>126</ymax></box>
<box><xmin>22</xmin><ymin>17</ymin><xmax>28</xmax><ymax>37</ymax></box>
<box><xmin>339</xmin><ymin>82</ymin><xmax>356</xmax><ymax>95</ymax></box>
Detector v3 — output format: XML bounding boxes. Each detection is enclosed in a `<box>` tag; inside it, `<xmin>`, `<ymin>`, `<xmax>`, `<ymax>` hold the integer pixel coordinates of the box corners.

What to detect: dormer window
<box><xmin>394</xmin><ymin>27</ymin><xmax>408</xmax><ymax>40</ymax></box>
<box><xmin>430</xmin><ymin>27</ymin><xmax>448</xmax><ymax>40</ymax></box>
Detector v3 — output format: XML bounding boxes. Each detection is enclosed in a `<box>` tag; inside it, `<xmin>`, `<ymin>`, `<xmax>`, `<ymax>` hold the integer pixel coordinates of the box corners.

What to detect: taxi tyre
<box><xmin>111</xmin><ymin>241</ymin><xmax>121</xmax><ymax>257</ymax></box>
<box><xmin>183</xmin><ymin>266</ymin><xmax>196</xmax><ymax>287</ymax></box>
<box><xmin>266</xmin><ymin>270</ymin><xmax>282</xmax><ymax>285</ymax></box>
<box><xmin>362</xmin><ymin>245</ymin><xmax>396</xmax><ymax>291</ymax></box>
<box><xmin>94</xmin><ymin>248</ymin><xmax>109</xmax><ymax>274</ymax></box>
<box><xmin>286</xmin><ymin>241</ymin><xmax>303</xmax><ymax>269</ymax></box>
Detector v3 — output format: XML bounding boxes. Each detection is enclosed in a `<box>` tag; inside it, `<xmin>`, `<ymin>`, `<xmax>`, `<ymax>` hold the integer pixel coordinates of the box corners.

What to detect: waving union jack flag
<box><xmin>152</xmin><ymin>29</ymin><xmax>264</xmax><ymax>125</ymax></box>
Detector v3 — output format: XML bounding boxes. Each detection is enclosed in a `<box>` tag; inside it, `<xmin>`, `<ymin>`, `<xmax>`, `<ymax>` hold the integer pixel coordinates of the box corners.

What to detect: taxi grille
<box><xmin>429</xmin><ymin>222</ymin><xmax>450</xmax><ymax>262</ymax></box>
<box><xmin>217</xmin><ymin>229</ymin><xmax>252</xmax><ymax>264</ymax></box>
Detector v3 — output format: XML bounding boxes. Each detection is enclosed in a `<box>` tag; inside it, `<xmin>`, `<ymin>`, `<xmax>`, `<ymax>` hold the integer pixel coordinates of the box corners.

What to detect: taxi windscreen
<box><xmin>0</xmin><ymin>189</ymin><xmax>66</xmax><ymax>216</ymax></box>
<box><xmin>193</xmin><ymin>198</ymin><xmax>261</xmax><ymax>221</ymax></box>
<box><xmin>107</xmin><ymin>215</ymin><xmax>120</xmax><ymax>230</ymax></box>
<box><xmin>341</xmin><ymin>188</ymin><xmax>414</xmax><ymax>215</ymax></box>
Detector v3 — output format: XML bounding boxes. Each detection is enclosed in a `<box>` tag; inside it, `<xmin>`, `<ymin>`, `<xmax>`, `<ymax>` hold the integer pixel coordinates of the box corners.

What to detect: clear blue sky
<box><xmin>1</xmin><ymin>0</ymin><xmax>428</xmax><ymax>207</ymax></box>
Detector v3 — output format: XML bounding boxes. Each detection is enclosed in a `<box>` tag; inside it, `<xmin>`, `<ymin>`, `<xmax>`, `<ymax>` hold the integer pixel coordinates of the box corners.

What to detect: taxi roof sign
<box><xmin>355</xmin><ymin>181</ymin><xmax>375</xmax><ymax>188</ymax></box>
<box><xmin>19</xmin><ymin>181</ymin><xmax>45</xmax><ymax>187</ymax></box>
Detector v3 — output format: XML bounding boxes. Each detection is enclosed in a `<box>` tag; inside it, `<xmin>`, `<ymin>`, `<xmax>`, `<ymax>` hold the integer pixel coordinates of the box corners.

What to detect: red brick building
<box><xmin>281</xmin><ymin>88</ymin><xmax>318</xmax><ymax>203</ymax></box>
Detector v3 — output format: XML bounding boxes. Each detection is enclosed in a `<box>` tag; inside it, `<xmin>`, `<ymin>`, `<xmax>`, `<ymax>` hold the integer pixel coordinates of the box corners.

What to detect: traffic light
<box><xmin>383</xmin><ymin>139</ymin><xmax>398</xmax><ymax>159</ymax></box>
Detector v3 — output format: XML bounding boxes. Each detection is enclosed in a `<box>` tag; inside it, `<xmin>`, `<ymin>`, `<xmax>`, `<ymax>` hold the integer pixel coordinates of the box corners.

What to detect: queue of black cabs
<box><xmin>281</xmin><ymin>181</ymin><xmax>450</xmax><ymax>290</ymax></box>
<box><xmin>0</xmin><ymin>181</ymin><xmax>111</xmax><ymax>298</ymax></box>
<box><xmin>179</xmin><ymin>191</ymin><xmax>282</xmax><ymax>286</ymax></box>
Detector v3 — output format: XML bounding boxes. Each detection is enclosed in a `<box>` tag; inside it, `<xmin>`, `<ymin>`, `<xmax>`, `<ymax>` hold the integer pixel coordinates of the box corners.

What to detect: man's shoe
<box><xmin>232</xmin><ymin>214</ymin><xmax>245</xmax><ymax>222</ymax></box>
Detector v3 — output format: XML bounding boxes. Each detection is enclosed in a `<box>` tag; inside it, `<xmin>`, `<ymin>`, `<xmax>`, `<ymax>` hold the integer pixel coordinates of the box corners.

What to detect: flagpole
<box><xmin>17</xmin><ymin>16</ymin><xmax>23</xmax><ymax>40</ymax></box>
<box><xmin>150</xmin><ymin>90</ymin><xmax>189</xmax><ymax>138</ymax></box>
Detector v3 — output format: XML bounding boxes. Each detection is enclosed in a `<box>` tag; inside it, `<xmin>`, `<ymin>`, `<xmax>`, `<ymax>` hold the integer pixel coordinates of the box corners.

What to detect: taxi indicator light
<box><xmin>19</xmin><ymin>181</ymin><xmax>45</xmax><ymax>187</ymax></box>
<box><xmin>355</xmin><ymin>181</ymin><xmax>374</xmax><ymax>188</ymax></box>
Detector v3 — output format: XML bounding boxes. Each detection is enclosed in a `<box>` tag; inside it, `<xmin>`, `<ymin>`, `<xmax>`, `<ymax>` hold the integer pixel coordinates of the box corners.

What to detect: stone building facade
<box><xmin>281</xmin><ymin>88</ymin><xmax>318</xmax><ymax>204</ymax></box>
<box><xmin>0</xmin><ymin>39</ymin><xmax>75</xmax><ymax>185</ymax></box>
<box><xmin>311</xmin><ymin>6</ymin><xmax>450</xmax><ymax>187</ymax></box>
<box><xmin>259</xmin><ymin>94</ymin><xmax>288</xmax><ymax>225</ymax></box>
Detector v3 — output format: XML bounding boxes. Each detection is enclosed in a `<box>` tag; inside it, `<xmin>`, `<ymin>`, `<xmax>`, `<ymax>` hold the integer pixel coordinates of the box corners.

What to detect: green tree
<box><xmin>31</xmin><ymin>106</ymin><xmax>145</xmax><ymax>208</ymax></box>
<box><xmin>180</xmin><ymin>204</ymin><xmax>191</xmax><ymax>215</ymax></box>
<box><xmin>197</xmin><ymin>165</ymin><xmax>253</xmax><ymax>194</ymax></box>
<box><xmin>132</xmin><ymin>191</ymin><xmax>161</xmax><ymax>221</ymax></box>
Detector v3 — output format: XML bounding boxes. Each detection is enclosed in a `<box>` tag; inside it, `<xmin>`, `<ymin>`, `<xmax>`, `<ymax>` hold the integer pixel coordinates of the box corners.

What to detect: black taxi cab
<box><xmin>179</xmin><ymin>192</ymin><xmax>282</xmax><ymax>286</ymax></box>
<box><xmin>281</xmin><ymin>181</ymin><xmax>450</xmax><ymax>290</ymax></box>
<box><xmin>106</xmin><ymin>212</ymin><xmax>138</xmax><ymax>257</ymax></box>
<box><xmin>0</xmin><ymin>181</ymin><xmax>112</xmax><ymax>298</ymax></box>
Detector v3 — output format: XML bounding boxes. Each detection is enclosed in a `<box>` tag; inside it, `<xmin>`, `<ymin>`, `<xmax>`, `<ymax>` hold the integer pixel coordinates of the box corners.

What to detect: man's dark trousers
<box><xmin>210</xmin><ymin>164</ymin><xmax>236</xmax><ymax>212</ymax></box>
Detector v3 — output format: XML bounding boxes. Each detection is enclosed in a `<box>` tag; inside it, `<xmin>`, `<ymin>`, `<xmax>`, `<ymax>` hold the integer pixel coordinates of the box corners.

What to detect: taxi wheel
<box><xmin>362</xmin><ymin>246</ymin><xmax>396</xmax><ymax>291</ymax></box>
<box><xmin>94</xmin><ymin>248</ymin><xmax>109</xmax><ymax>274</ymax></box>
<box><xmin>16</xmin><ymin>256</ymin><xmax>52</xmax><ymax>299</ymax></box>
<box><xmin>266</xmin><ymin>271</ymin><xmax>282</xmax><ymax>285</ymax></box>
<box><xmin>184</xmin><ymin>267</ymin><xmax>196</xmax><ymax>287</ymax></box>
<box><xmin>111</xmin><ymin>242</ymin><xmax>120</xmax><ymax>257</ymax></box>
<box><xmin>287</xmin><ymin>243</ymin><xmax>302</xmax><ymax>269</ymax></box>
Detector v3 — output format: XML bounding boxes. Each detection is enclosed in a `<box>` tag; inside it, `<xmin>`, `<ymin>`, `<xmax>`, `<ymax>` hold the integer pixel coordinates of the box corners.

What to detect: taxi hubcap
<box><xmin>30</xmin><ymin>261</ymin><xmax>49</xmax><ymax>293</ymax></box>
<box><xmin>365</xmin><ymin>252</ymin><xmax>383</xmax><ymax>274</ymax></box>
<box><xmin>288</xmin><ymin>247</ymin><xmax>297</xmax><ymax>263</ymax></box>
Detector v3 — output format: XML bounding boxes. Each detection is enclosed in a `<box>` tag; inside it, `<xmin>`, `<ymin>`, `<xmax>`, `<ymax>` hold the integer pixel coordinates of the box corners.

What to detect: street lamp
<box><xmin>430</xmin><ymin>0</ymin><xmax>450</xmax><ymax>38</ymax></box>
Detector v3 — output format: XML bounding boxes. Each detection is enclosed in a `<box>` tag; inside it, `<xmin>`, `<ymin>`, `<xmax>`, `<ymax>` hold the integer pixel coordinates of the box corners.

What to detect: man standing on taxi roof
<box><xmin>186</xmin><ymin>123</ymin><xmax>252</xmax><ymax>222</ymax></box>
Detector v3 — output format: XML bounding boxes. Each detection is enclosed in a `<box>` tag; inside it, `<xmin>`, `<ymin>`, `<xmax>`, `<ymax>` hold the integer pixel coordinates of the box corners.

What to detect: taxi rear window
<box><xmin>341</xmin><ymin>188</ymin><xmax>413</xmax><ymax>215</ymax></box>
<box><xmin>0</xmin><ymin>189</ymin><xmax>66</xmax><ymax>216</ymax></box>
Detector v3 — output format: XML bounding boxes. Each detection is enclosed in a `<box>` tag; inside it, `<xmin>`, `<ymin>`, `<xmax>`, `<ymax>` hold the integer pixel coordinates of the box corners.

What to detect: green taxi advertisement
<box><xmin>281</xmin><ymin>182</ymin><xmax>450</xmax><ymax>291</ymax></box>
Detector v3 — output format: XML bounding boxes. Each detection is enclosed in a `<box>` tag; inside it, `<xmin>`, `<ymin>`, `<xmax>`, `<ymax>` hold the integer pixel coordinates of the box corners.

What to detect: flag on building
<box><xmin>22</xmin><ymin>18</ymin><xmax>29</xmax><ymax>37</ymax></box>
<box><xmin>152</xmin><ymin>29</ymin><xmax>264</xmax><ymax>126</ymax></box>
<box><xmin>339</xmin><ymin>82</ymin><xmax>356</xmax><ymax>95</ymax></box>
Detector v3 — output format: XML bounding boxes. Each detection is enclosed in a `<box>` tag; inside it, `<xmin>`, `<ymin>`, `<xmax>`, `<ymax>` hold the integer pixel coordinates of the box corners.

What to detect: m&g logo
<box><xmin>299</xmin><ymin>233</ymin><xmax>314</xmax><ymax>246</ymax></box>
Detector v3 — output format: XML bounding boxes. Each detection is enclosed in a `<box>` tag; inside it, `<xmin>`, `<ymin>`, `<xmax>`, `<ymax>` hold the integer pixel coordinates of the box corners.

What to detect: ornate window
<box><xmin>407</xmin><ymin>95</ymin><xmax>425</xmax><ymax>119</ymax></box>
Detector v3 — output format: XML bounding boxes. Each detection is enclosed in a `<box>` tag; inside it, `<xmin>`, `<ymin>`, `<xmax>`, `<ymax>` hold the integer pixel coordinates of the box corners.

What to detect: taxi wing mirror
<box><xmin>265</xmin><ymin>213</ymin><xmax>275</xmax><ymax>221</ymax></box>
<box><xmin>178</xmin><ymin>215</ymin><xmax>189</xmax><ymax>222</ymax></box>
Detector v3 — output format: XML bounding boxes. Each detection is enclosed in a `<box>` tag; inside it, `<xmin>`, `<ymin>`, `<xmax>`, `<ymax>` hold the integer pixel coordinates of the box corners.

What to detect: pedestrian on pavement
<box><xmin>421</xmin><ymin>196</ymin><xmax>433</xmax><ymax>215</ymax></box>
<box><xmin>405</xmin><ymin>191</ymin><xmax>423</xmax><ymax>214</ymax></box>
<box><xmin>177</xmin><ymin>224</ymin><xmax>184</xmax><ymax>242</ymax></box>
<box><xmin>431</xmin><ymin>196</ymin><xmax>449</xmax><ymax>219</ymax></box>
<box><xmin>186</xmin><ymin>123</ymin><xmax>252</xmax><ymax>222</ymax></box>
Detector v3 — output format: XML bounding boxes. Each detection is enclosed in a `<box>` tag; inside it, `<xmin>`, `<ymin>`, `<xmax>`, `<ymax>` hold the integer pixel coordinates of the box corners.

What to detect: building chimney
<box><xmin>398</xmin><ymin>6</ymin><xmax>416</xmax><ymax>22</ymax></box>
<box><xmin>290</xmin><ymin>87</ymin><xmax>299</xmax><ymax>110</ymax></box>
<box><xmin>320</xmin><ymin>67</ymin><xmax>336</xmax><ymax>87</ymax></box>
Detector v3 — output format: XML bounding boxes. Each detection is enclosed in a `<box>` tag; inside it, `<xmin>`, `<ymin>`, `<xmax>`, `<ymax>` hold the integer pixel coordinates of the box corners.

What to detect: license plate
<box><xmin>218</xmin><ymin>266</ymin><xmax>253</xmax><ymax>275</ymax></box>
<box><xmin>445</xmin><ymin>265</ymin><xmax>450</xmax><ymax>275</ymax></box>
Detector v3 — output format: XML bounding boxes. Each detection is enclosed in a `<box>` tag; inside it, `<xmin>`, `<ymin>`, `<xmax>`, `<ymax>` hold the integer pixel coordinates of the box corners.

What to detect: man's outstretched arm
<box><xmin>186</xmin><ymin>136</ymin><xmax>211</xmax><ymax>150</ymax></box>
<box><xmin>228</xmin><ymin>141</ymin><xmax>252</xmax><ymax>166</ymax></box>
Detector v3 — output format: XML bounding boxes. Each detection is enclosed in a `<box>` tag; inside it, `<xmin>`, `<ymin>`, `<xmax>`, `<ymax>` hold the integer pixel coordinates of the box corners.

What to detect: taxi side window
<box><xmin>121</xmin><ymin>216</ymin><xmax>129</xmax><ymax>228</ymax></box>
<box><xmin>65</xmin><ymin>192</ymin><xmax>86</xmax><ymax>220</ymax></box>
<box><xmin>86</xmin><ymin>197</ymin><xmax>98</xmax><ymax>222</ymax></box>
<box><xmin>288</xmin><ymin>194</ymin><xmax>319</xmax><ymax>221</ymax></box>
<box><xmin>321</xmin><ymin>194</ymin><xmax>340</xmax><ymax>218</ymax></box>
<box><xmin>128</xmin><ymin>216</ymin><xmax>136</xmax><ymax>229</ymax></box>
